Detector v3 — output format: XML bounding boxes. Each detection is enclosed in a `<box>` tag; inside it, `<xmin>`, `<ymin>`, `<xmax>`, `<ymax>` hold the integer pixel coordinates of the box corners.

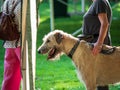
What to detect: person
<box><xmin>1</xmin><ymin>0</ymin><xmax>21</xmax><ymax>90</ymax></box>
<box><xmin>78</xmin><ymin>0</ymin><xmax>112</xmax><ymax>90</ymax></box>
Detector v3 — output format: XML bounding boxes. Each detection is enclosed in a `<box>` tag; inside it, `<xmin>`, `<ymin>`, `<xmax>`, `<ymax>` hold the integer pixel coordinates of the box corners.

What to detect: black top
<box><xmin>82</xmin><ymin>0</ymin><xmax>112</xmax><ymax>45</ymax></box>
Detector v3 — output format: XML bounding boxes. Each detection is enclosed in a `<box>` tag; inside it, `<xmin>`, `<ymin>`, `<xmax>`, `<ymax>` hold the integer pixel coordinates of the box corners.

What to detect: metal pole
<box><xmin>73</xmin><ymin>0</ymin><xmax>77</xmax><ymax>13</ymax></box>
<box><xmin>49</xmin><ymin>0</ymin><xmax>54</xmax><ymax>31</ymax></box>
<box><xmin>30</xmin><ymin>0</ymin><xmax>37</xmax><ymax>89</ymax></box>
<box><xmin>81</xmin><ymin>0</ymin><xmax>85</xmax><ymax>13</ymax></box>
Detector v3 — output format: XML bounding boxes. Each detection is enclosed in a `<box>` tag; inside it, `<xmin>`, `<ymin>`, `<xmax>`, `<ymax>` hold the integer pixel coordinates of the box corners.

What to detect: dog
<box><xmin>37</xmin><ymin>30</ymin><xmax>120</xmax><ymax>90</ymax></box>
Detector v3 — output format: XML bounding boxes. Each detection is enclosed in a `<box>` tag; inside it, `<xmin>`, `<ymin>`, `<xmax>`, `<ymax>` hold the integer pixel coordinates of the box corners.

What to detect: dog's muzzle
<box><xmin>38</xmin><ymin>50</ymin><xmax>41</xmax><ymax>54</ymax></box>
<box><xmin>37</xmin><ymin>47</ymin><xmax>43</xmax><ymax>54</ymax></box>
<box><xmin>37</xmin><ymin>47</ymin><xmax>49</xmax><ymax>54</ymax></box>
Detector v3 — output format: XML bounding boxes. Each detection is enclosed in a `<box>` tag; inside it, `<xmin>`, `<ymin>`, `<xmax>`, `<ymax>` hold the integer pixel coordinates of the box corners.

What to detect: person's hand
<box><xmin>92</xmin><ymin>42</ymin><xmax>103</xmax><ymax>55</ymax></box>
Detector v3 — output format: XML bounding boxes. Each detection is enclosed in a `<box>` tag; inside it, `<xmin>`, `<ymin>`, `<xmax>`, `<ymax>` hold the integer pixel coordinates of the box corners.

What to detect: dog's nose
<box><xmin>38</xmin><ymin>50</ymin><xmax>41</xmax><ymax>54</ymax></box>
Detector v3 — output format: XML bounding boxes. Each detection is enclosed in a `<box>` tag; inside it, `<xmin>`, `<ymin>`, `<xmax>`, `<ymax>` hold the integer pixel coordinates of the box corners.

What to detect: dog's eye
<box><xmin>47</xmin><ymin>39</ymin><xmax>50</xmax><ymax>43</ymax></box>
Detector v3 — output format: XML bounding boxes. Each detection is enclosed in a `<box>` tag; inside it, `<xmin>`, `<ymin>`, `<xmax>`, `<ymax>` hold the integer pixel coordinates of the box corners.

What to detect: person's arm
<box><xmin>92</xmin><ymin>13</ymin><xmax>109</xmax><ymax>55</ymax></box>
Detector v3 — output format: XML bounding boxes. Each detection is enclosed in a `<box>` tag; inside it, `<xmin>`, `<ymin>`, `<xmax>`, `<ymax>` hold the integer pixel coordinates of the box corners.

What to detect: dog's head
<box><xmin>37</xmin><ymin>30</ymin><xmax>64</xmax><ymax>60</ymax></box>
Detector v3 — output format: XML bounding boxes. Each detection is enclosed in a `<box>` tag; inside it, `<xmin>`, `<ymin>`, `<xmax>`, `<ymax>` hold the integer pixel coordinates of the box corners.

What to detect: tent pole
<box><xmin>21</xmin><ymin>0</ymin><xmax>28</xmax><ymax>90</ymax></box>
<box><xmin>49</xmin><ymin>0</ymin><xmax>55</xmax><ymax>31</ymax></box>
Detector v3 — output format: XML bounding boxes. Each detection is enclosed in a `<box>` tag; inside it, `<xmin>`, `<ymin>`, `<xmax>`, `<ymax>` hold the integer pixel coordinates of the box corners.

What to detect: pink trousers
<box><xmin>2</xmin><ymin>47</ymin><xmax>21</xmax><ymax>90</ymax></box>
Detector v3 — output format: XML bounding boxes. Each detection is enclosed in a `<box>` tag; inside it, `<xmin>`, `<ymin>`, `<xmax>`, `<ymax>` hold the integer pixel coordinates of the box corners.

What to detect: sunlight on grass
<box><xmin>40</xmin><ymin>16</ymin><xmax>49</xmax><ymax>23</ymax></box>
<box><xmin>112</xmin><ymin>2</ymin><xmax>120</xmax><ymax>18</ymax></box>
<box><xmin>54</xmin><ymin>81</ymin><xmax>85</xmax><ymax>90</ymax></box>
<box><xmin>116</xmin><ymin>6</ymin><xmax>120</xmax><ymax>11</ymax></box>
<box><xmin>115</xmin><ymin>3</ymin><xmax>120</xmax><ymax>11</ymax></box>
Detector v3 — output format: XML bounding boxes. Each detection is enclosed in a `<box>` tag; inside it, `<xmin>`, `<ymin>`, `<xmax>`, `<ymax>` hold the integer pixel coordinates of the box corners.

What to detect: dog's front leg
<box><xmin>82</xmin><ymin>69</ymin><xmax>97</xmax><ymax>90</ymax></box>
<box><xmin>83</xmin><ymin>74</ymin><xmax>97</xmax><ymax>90</ymax></box>
<box><xmin>85</xmin><ymin>82</ymin><xmax>96</xmax><ymax>90</ymax></box>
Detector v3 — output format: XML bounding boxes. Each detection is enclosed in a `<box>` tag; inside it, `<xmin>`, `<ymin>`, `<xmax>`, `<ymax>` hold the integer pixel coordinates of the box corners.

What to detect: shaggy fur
<box><xmin>38</xmin><ymin>30</ymin><xmax>120</xmax><ymax>90</ymax></box>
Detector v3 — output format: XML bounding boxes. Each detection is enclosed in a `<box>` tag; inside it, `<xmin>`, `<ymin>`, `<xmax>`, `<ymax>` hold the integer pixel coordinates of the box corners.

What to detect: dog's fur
<box><xmin>38</xmin><ymin>30</ymin><xmax>120</xmax><ymax>90</ymax></box>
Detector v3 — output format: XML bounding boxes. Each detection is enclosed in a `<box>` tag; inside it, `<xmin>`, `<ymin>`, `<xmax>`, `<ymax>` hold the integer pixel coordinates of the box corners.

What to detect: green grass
<box><xmin>36</xmin><ymin>55</ymin><xmax>85</xmax><ymax>90</ymax></box>
<box><xmin>0</xmin><ymin>41</ymin><xmax>5</xmax><ymax>89</ymax></box>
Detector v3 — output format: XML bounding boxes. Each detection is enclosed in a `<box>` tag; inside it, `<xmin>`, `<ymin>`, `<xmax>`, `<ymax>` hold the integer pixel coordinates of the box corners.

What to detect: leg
<box><xmin>85</xmin><ymin>80</ymin><xmax>96</xmax><ymax>90</ymax></box>
<box><xmin>97</xmin><ymin>86</ymin><xmax>109</xmax><ymax>90</ymax></box>
<box><xmin>82</xmin><ymin>72</ymin><xmax>96</xmax><ymax>90</ymax></box>
<box><xmin>1</xmin><ymin>47</ymin><xmax>21</xmax><ymax>90</ymax></box>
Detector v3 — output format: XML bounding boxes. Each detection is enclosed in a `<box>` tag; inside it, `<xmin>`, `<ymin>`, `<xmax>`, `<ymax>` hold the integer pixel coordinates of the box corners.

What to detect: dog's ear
<box><xmin>54</xmin><ymin>32</ymin><xmax>63</xmax><ymax>44</ymax></box>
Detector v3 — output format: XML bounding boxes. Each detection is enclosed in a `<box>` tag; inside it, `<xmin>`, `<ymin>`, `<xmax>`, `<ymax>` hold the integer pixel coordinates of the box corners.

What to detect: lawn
<box><xmin>36</xmin><ymin>1</ymin><xmax>120</xmax><ymax>90</ymax></box>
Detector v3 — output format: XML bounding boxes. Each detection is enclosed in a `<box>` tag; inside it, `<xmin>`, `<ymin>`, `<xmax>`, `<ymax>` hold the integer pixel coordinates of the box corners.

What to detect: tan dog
<box><xmin>38</xmin><ymin>30</ymin><xmax>120</xmax><ymax>90</ymax></box>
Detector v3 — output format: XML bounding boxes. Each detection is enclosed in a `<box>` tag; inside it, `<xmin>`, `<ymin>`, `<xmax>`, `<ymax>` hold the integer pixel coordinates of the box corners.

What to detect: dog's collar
<box><xmin>68</xmin><ymin>40</ymin><xmax>80</xmax><ymax>58</ymax></box>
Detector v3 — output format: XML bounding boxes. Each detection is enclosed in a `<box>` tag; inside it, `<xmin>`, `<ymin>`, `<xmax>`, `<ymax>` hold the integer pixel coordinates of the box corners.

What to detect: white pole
<box><xmin>73</xmin><ymin>0</ymin><xmax>77</xmax><ymax>13</ymax></box>
<box><xmin>30</xmin><ymin>0</ymin><xmax>37</xmax><ymax>89</ymax></box>
<box><xmin>49</xmin><ymin>0</ymin><xmax>54</xmax><ymax>31</ymax></box>
<box><xmin>72</xmin><ymin>27</ymin><xmax>82</xmax><ymax>36</ymax></box>
<box><xmin>22</xmin><ymin>0</ymin><xmax>37</xmax><ymax>89</ymax></box>
<box><xmin>81</xmin><ymin>0</ymin><xmax>85</xmax><ymax>13</ymax></box>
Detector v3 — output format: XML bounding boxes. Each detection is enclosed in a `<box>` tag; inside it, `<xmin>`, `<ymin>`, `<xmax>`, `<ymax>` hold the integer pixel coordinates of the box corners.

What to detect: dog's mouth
<box><xmin>47</xmin><ymin>47</ymin><xmax>59</xmax><ymax>60</ymax></box>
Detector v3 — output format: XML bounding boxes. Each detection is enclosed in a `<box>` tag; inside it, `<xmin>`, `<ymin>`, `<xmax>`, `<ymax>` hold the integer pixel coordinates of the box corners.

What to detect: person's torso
<box><xmin>2</xmin><ymin>0</ymin><xmax>21</xmax><ymax>48</ymax></box>
<box><xmin>83</xmin><ymin>0</ymin><xmax>112</xmax><ymax>35</ymax></box>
